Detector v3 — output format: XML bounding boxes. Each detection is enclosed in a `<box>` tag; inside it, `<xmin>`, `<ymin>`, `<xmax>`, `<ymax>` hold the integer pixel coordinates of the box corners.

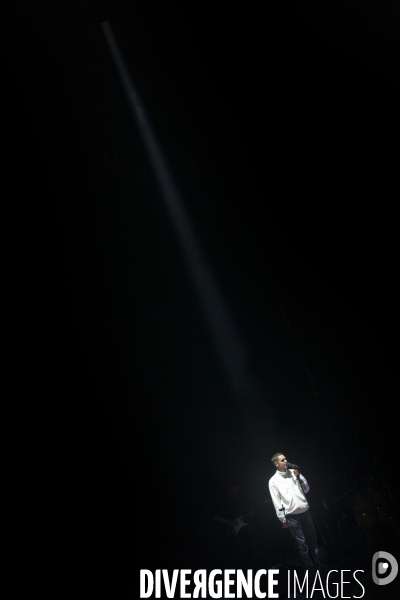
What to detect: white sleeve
<box><xmin>299</xmin><ymin>474</ymin><xmax>309</xmax><ymax>494</ymax></box>
<box><xmin>269</xmin><ymin>480</ymin><xmax>285</xmax><ymax>523</ymax></box>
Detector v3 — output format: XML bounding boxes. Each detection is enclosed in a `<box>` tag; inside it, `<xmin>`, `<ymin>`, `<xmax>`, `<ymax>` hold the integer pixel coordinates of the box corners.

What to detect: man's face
<box><xmin>275</xmin><ymin>455</ymin><xmax>288</xmax><ymax>472</ymax></box>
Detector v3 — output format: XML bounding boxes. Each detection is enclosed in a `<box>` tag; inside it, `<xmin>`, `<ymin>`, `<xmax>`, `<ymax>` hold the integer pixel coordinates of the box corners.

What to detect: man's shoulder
<box><xmin>269</xmin><ymin>471</ymin><xmax>279</xmax><ymax>484</ymax></box>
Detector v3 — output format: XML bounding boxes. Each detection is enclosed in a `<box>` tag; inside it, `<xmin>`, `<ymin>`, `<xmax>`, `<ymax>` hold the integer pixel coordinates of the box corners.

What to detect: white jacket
<box><xmin>269</xmin><ymin>468</ymin><xmax>310</xmax><ymax>523</ymax></box>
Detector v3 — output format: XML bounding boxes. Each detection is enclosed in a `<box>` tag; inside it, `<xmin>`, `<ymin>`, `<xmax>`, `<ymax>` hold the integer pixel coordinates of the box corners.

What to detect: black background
<box><xmin>4</xmin><ymin>1</ymin><xmax>399</xmax><ymax>596</ymax></box>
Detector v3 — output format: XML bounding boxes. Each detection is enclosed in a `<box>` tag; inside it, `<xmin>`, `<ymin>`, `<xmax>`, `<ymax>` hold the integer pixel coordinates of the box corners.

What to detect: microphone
<box><xmin>286</xmin><ymin>462</ymin><xmax>300</xmax><ymax>470</ymax></box>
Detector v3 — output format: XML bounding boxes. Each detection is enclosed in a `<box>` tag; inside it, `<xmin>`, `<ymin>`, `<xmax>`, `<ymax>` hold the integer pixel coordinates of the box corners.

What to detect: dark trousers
<box><xmin>286</xmin><ymin>509</ymin><xmax>319</xmax><ymax>567</ymax></box>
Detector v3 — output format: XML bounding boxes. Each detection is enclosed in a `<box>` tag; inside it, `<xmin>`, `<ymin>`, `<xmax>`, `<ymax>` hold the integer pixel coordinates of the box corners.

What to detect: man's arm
<box><xmin>294</xmin><ymin>469</ymin><xmax>310</xmax><ymax>494</ymax></box>
<box><xmin>300</xmin><ymin>475</ymin><xmax>309</xmax><ymax>493</ymax></box>
<box><xmin>214</xmin><ymin>514</ymin><xmax>238</xmax><ymax>527</ymax></box>
<box><xmin>268</xmin><ymin>480</ymin><xmax>286</xmax><ymax>524</ymax></box>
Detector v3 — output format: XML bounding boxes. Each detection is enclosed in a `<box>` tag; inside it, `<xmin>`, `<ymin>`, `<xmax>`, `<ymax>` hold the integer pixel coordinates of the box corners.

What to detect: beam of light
<box><xmin>100</xmin><ymin>20</ymin><xmax>259</xmax><ymax>401</ymax></box>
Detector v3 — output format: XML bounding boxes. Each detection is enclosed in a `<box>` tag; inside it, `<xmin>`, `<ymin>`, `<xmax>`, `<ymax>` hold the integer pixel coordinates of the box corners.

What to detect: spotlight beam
<box><xmin>101</xmin><ymin>20</ymin><xmax>257</xmax><ymax>400</ymax></box>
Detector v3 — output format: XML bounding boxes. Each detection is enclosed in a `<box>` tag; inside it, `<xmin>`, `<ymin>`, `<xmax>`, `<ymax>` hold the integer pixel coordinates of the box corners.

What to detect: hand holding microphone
<box><xmin>286</xmin><ymin>462</ymin><xmax>300</xmax><ymax>477</ymax></box>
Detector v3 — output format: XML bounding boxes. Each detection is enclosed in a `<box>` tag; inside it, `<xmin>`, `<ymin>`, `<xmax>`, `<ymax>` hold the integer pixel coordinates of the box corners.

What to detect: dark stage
<box><xmin>4</xmin><ymin>1</ymin><xmax>399</xmax><ymax>597</ymax></box>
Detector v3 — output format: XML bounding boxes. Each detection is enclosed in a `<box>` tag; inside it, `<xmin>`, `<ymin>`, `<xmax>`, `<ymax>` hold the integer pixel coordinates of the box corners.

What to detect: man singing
<box><xmin>269</xmin><ymin>453</ymin><xmax>319</xmax><ymax>567</ymax></box>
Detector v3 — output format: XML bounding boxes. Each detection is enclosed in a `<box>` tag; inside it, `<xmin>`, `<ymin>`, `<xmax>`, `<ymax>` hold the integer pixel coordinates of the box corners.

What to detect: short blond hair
<box><xmin>271</xmin><ymin>453</ymin><xmax>283</xmax><ymax>465</ymax></box>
